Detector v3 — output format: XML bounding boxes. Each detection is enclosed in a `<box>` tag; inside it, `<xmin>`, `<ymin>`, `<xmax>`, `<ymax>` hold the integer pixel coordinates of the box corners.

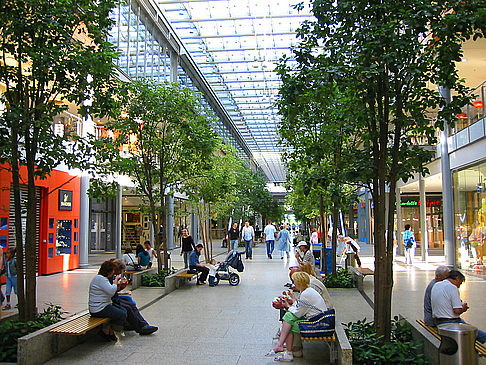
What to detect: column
<box><xmin>191</xmin><ymin>210</ymin><xmax>198</xmax><ymax>245</ymax></box>
<box><xmin>167</xmin><ymin>195</ymin><xmax>174</xmax><ymax>249</ymax></box>
<box><xmin>79</xmin><ymin>175</ymin><xmax>90</xmax><ymax>267</ymax></box>
<box><xmin>170</xmin><ymin>50</ymin><xmax>178</xmax><ymax>83</ymax></box>
<box><xmin>439</xmin><ymin>86</ymin><xmax>455</xmax><ymax>267</ymax></box>
<box><xmin>115</xmin><ymin>184</ymin><xmax>123</xmax><ymax>259</ymax></box>
<box><xmin>419</xmin><ymin>174</ymin><xmax>429</xmax><ymax>262</ymax></box>
<box><xmin>396</xmin><ymin>187</ymin><xmax>403</xmax><ymax>256</ymax></box>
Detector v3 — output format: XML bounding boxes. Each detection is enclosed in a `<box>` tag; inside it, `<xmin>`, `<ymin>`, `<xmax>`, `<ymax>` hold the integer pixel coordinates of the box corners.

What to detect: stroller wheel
<box><xmin>229</xmin><ymin>273</ymin><xmax>240</xmax><ymax>286</ymax></box>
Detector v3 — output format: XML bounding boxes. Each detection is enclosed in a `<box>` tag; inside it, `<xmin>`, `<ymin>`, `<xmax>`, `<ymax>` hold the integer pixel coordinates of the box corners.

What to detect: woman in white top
<box><xmin>269</xmin><ymin>271</ymin><xmax>327</xmax><ymax>362</ymax></box>
<box><xmin>89</xmin><ymin>260</ymin><xmax>127</xmax><ymax>341</ymax></box>
<box><xmin>144</xmin><ymin>241</ymin><xmax>155</xmax><ymax>268</ymax></box>
<box><xmin>122</xmin><ymin>247</ymin><xmax>138</xmax><ymax>270</ymax></box>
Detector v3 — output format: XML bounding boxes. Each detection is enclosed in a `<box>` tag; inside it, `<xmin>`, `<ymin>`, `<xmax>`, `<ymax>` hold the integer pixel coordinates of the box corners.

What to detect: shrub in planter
<box><xmin>344</xmin><ymin>317</ymin><xmax>429</xmax><ymax>365</ymax></box>
<box><xmin>322</xmin><ymin>268</ymin><xmax>354</xmax><ymax>288</ymax></box>
<box><xmin>0</xmin><ymin>304</ymin><xmax>65</xmax><ymax>363</ymax></box>
<box><xmin>141</xmin><ymin>267</ymin><xmax>177</xmax><ymax>287</ymax></box>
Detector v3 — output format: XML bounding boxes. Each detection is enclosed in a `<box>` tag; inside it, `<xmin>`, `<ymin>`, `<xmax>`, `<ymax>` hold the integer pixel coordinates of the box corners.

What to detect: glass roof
<box><xmin>157</xmin><ymin>0</ymin><xmax>314</xmax><ymax>182</ymax></box>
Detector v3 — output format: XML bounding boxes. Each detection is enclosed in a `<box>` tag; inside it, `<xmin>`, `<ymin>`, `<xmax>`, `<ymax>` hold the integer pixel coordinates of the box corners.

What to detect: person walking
<box><xmin>403</xmin><ymin>224</ymin><xmax>416</xmax><ymax>265</ymax></box>
<box><xmin>241</xmin><ymin>221</ymin><xmax>255</xmax><ymax>259</ymax></box>
<box><xmin>226</xmin><ymin>222</ymin><xmax>240</xmax><ymax>252</ymax></box>
<box><xmin>180</xmin><ymin>228</ymin><xmax>196</xmax><ymax>268</ymax></box>
<box><xmin>264</xmin><ymin>220</ymin><xmax>277</xmax><ymax>259</ymax></box>
<box><xmin>277</xmin><ymin>225</ymin><xmax>291</xmax><ymax>259</ymax></box>
<box><xmin>2</xmin><ymin>248</ymin><xmax>17</xmax><ymax>310</ymax></box>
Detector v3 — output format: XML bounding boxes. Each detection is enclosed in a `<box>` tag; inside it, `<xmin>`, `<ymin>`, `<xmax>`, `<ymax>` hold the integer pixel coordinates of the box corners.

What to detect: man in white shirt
<box><xmin>431</xmin><ymin>269</ymin><xmax>486</xmax><ymax>343</ymax></box>
<box><xmin>240</xmin><ymin>221</ymin><xmax>255</xmax><ymax>260</ymax></box>
<box><xmin>263</xmin><ymin>220</ymin><xmax>277</xmax><ymax>259</ymax></box>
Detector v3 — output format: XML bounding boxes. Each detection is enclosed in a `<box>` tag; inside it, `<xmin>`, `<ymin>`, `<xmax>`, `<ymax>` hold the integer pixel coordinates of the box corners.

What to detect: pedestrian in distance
<box><xmin>2</xmin><ymin>248</ymin><xmax>17</xmax><ymax>310</ymax></box>
<box><xmin>226</xmin><ymin>222</ymin><xmax>240</xmax><ymax>253</ymax></box>
<box><xmin>264</xmin><ymin>220</ymin><xmax>277</xmax><ymax>259</ymax></box>
<box><xmin>241</xmin><ymin>220</ymin><xmax>255</xmax><ymax>260</ymax></box>
<box><xmin>403</xmin><ymin>224</ymin><xmax>416</xmax><ymax>265</ymax></box>
<box><xmin>144</xmin><ymin>241</ymin><xmax>154</xmax><ymax>268</ymax></box>
<box><xmin>180</xmin><ymin>228</ymin><xmax>196</xmax><ymax>268</ymax></box>
<box><xmin>277</xmin><ymin>224</ymin><xmax>291</xmax><ymax>260</ymax></box>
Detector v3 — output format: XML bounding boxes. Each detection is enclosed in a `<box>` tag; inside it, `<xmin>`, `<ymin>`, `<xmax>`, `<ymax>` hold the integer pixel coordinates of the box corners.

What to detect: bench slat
<box><xmin>416</xmin><ymin>319</ymin><xmax>486</xmax><ymax>357</ymax></box>
<box><xmin>356</xmin><ymin>268</ymin><xmax>374</xmax><ymax>275</ymax></box>
<box><xmin>49</xmin><ymin>314</ymin><xmax>109</xmax><ymax>335</ymax></box>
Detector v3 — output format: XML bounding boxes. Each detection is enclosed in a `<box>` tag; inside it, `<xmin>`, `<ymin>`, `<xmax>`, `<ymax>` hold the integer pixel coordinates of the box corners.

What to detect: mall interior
<box><xmin>1</xmin><ymin>0</ymin><xmax>486</xmax><ymax>364</ymax></box>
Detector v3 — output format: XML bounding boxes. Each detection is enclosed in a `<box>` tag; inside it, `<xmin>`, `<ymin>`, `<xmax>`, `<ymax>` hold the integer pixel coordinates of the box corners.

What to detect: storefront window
<box><xmin>453</xmin><ymin>160</ymin><xmax>486</xmax><ymax>271</ymax></box>
<box><xmin>56</xmin><ymin>220</ymin><xmax>72</xmax><ymax>254</ymax></box>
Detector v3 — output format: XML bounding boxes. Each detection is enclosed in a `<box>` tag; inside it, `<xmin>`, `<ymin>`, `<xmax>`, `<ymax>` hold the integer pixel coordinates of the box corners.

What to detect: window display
<box><xmin>453</xmin><ymin>160</ymin><xmax>486</xmax><ymax>272</ymax></box>
<box><xmin>56</xmin><ymin>220</ymin><xmax>72</xmax><ymax>255</ymax></box>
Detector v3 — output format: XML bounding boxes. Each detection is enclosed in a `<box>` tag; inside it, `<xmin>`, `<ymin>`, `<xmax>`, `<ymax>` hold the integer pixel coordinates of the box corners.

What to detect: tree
<box><xmin>91</xmin><ymin>79</ymin><xmax>219</xmax><ymax>272</ymax></box>
<box><xmin>286</xmin><ymin>0</ymin><xmax>486</xmax><ymax>340</ymax></box>
<box><xmin>0</xmin><ymin>0</ymin><xmax>117</xmax><ymax>321</ymax></box>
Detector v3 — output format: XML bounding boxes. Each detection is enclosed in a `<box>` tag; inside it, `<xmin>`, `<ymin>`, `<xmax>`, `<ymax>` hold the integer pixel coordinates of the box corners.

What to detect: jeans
<box><xmin>438</xmin><ymin>318</ymin><xmax>486</xmax><ymax>344</ymax></box>
<box><xmin>183</xmin><ymin>251</ymin><xmax>191</xmax><ymax>268</ymax></box>
<box><xmin>91</xmin><ymin>304</ymin><xmax>127</xmax><ymax>326</ymax></box>
<box><xmin>209</xmin><ymin>275</ymin><xmax>215</xmax><ymax>287</ymax></box>
<box><xmin>245</xmin><ymin>240</ymin><xmax>253</xmax><ymax>258</ymax></box>
<box><xmin>230</xmin><ymin>239</ymin><xmax>239</xmax><ymax>252</ymax></box>
<box><xmin>190</xmin><ymin>265</ymin><xmax>209</xmax><ymax>282</ymax></box>
<box><xmin>266</xmin><ymin>240</ymin><xmax>275</xmax><ymax>256</ymax></box>
<box><xmin>117</xmin><ymin>296</ymin><xmax>148</xmax><ymax>332</ymax></box>
<box><xmin>280</xmin><ymin>250</ymin><xmax>290</xmax><ymax>259</ymax></box>
<box><xmin>6</xmin><ymin>276</ymin><xmax>17</xmax><ymax>295</ymax></box>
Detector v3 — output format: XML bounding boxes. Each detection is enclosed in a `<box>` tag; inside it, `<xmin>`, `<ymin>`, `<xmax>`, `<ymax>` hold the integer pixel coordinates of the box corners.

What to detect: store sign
<box><xmin>59</xmin><ymin>190</ymin><xmax>73</xmax><ymax>211</ymax></box>
<box><xmin>399</xmin><ymin>199</ymin><xmax>441</xmax><ymax>208</ymax></box>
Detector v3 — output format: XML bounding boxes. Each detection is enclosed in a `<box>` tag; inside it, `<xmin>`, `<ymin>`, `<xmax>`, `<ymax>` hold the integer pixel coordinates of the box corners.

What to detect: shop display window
<box><xmin>74</xmin><ymin>232</ymin><xmax>78</xmax><ymax>242</ymax></box>
<box><xmin>0</xmin><ymin>235</ymin><xmax>6</xmax><ymax>248</ymax></box>
<box><xmin>49</xmin><ymin>233</ymin><xmax>54</xmax><ymax>244</ymax></box>
<box><xmin>48</xmin><ymin>248</ymin><xmax>54</xmax><ymax>258</ymax></box>
<box><xmin>0</xmin><ymin>217</ymin><xmax>7</xmax><ymax>230</ymax></box>
<box><xmin>56</xmin><ymin>220</ymin><xmax>72</xmax><ymax>255</ymax></box>
<box><xmin>453</xmin><ymin>161</ymin><xmax>486</xmax><ymax>271</ymax></box>
<box><xmin>49</xmin><ymin>218</ymin><xmax>54</xmax><ymax>229</ymax></box>
<box><xmin>74</xmin><ymin>246</ymin><xmax>78</xmax><ymax>255</ymax></box>
<box><xmin>74</xmin><ymin>219</ymin><xmax>78</xmax><ymax>228</ymax></box>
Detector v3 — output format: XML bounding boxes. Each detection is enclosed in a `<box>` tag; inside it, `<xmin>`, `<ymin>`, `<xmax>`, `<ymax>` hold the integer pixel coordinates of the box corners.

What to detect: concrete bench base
<box><xmin>130</xmin><ymin>267</ymin><xmax>158</xmax><ymax>290</ymax></box>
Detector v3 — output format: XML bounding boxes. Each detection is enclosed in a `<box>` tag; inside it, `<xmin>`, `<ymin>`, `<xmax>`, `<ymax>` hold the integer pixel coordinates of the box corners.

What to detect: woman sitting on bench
<box><xmin>89</xmin><ymin>260</ymin><xmax>127</xmax><ymax>342</ymax></box>
<box><xmin>267</xmin><ymin>271</ymin><xmax>327</xmax><ymax>362</ymax></box>
<box><xmin>189</xmin><ymin>243</ymin><xmax>209</xmax><ymax>285</ymax></box>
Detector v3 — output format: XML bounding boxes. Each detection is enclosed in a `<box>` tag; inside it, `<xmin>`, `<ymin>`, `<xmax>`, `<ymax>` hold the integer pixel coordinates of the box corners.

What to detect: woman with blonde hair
<box><xmin>267</xmin><ymin>271</ymin><xmax>327</xmax><ymax>362</ymax></box>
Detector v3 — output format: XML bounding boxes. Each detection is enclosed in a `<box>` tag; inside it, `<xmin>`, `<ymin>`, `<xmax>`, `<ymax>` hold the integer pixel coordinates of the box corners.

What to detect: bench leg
<box><xmin>329</xmin><ymin>341</ymin><xmax>337</xmax><ymax>364</ymax></box>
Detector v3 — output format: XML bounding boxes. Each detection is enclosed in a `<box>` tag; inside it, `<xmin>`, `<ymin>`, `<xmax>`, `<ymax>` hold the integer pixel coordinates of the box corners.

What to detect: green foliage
<box><xmin>344</xmin><ymin>317</ymin><xmax>428</xmax><ymax>365</ymax></box>
<box><xmin>141</xmin><ymin>268</ymin><xmax>177</xmax><ymax>287</ymax></box>
<box><xmin>322</xmin><ymin>269</ymin><xmax>354</xmax><ymax>288</ymax></box>
<box><xmin>0</xmin><ymin>304</ymin><xmax>65</xmax><ymax>362</ymax></box>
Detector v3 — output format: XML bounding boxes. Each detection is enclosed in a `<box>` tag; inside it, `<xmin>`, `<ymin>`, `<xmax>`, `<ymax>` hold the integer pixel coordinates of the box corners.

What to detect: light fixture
<box><xmin>457</xmin><ymin>112</ymin><xmax>467</xmax><ymax>119</ymax></box>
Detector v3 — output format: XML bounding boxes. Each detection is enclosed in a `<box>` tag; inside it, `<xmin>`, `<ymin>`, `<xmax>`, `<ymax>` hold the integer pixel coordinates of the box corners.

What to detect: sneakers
<box><xmin>274</xmin><ymin>351</ymin><xmax>294</xmax><ymax>362</ymax></box>
<box><xmin>2</xmin><ymin>304</ymin><xmax>11</xmax><ymax>310</ymax></box>
<box><xmin>139</xmin><ymin>325</ymin><xmax>158</xmax><ymax>335</ymax></box>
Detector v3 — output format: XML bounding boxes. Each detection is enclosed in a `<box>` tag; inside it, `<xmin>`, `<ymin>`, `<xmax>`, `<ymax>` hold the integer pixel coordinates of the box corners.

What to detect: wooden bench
<box><xmin>49</xmin><ymin>313</ymin><xmax>109</xmax><ymax>335</ymax></box>
<box><xmin>175</xmin><ymin>271</ymin><xmax>198</xmax><ymax>279</ymax></box>
<box><xmin>355</xmin><ymin>267</ymin><xmax>374</xmax><ymax>276</ymax></box>
<box><xmin>416</xmin><ymin>319</ymin><xmax>486</xmax><ymax>357</ymax></box>
<box><xmin>349</xmin><ymin>267</ymin><xmax>373</xmax><ymax>290</ymax></box>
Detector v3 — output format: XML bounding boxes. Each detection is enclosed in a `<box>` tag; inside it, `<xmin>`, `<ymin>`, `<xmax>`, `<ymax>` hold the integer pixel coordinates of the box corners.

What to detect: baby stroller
<box><xmin>215</xmin><ymin>251</ymin><xmax>244</xmax><ymax>286</ymax></box>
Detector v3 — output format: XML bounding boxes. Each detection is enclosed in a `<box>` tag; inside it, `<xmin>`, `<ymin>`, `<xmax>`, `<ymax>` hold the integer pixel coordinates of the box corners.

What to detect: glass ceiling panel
<box><xmin>157</xmin><ymin>0</ymin><xmax>314</xmax><ymax>182</ymax></box>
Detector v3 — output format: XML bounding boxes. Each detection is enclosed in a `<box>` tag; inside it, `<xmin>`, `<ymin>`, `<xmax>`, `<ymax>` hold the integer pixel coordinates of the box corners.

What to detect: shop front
<box><xmin>0</xmin><ymin>165</ymin><xmax>80</xmax><ymax>275</ymax></box>
<box><xmin>399</xmin><ymin>194</ymin><xmax>443</xmax><ymax>254</ymax></box>
<box><xmin>453</xmin><ymin>159</ymin><xmax>486</xmax><ymax>272</ymax></box>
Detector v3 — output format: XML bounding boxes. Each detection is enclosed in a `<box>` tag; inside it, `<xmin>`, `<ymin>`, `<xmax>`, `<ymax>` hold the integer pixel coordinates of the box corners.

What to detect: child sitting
<box><xmin>3</xmin><ymin>248</ymin><xmax>17</xmax><ymax>310</ymax></box>
<box><xmin>208</xmin><ymin>259</ymin><xmax>219</xmax><ymax>287</ymax></box>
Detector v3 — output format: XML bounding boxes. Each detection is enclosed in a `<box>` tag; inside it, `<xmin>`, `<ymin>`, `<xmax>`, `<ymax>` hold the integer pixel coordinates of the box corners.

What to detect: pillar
<box><xmin>79</xmin><ymin>175</ymin><xmax>90</xmax><ymax>267</ymax></box>
<box><xmin>167</xmin><ymin>195</ymin><xmax>174</xmax><ymax>249</ymax></box>
<box><xmin>191</xmin><ymin>210</ymin><xmax>198</xmax><ymax>245</ymax></box>
<box><xmin>419</xmin><ymin>174</ymin><xmax>429</xmax><ymax>262</ymax></box>
<box><xmin>115</xmin><ymin>184</ymin><xmax>123</xmax><ymax>259</ymax></box>
<box><xmin>439</xmin><ymin>86</ymin><xmax>455</xmax><ymax>267</ymax></box>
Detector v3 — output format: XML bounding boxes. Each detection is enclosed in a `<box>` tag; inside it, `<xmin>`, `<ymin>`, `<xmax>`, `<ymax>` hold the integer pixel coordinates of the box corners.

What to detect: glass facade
<box><xmin>453</xmin><ymin>159</ymin><xmax>486</xmax><ymax>272</ymax></box>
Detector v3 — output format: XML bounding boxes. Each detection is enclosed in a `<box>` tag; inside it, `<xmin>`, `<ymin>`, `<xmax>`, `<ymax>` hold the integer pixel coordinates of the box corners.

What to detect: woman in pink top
<box><xmin>310</xmin><ymin>227</ymin><xmax>319</xmax><ymax>244</ymax></box>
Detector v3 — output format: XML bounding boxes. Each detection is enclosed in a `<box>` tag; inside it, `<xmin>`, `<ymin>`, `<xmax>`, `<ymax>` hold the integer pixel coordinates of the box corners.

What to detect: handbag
<box><xmin>298</xmin><ymin>307</ymin><xmax>336</xmax><ymax>338</ymax></box>
<box><xmin>128</xmin><ymin>254</ymin><xmax>142</xmax><ymax>271</ymax></box>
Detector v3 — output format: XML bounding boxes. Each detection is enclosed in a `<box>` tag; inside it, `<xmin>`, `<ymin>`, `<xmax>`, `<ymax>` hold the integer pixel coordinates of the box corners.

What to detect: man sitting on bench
<box><xmin>189</xmin><ymin>243</ymin><xmax>209</xmax><ymax>286</ymax></box>
<box><xmin>423</xmin><ymin>266</ymin><xmax>450</xmax><ymax>326</ymax></box>
<box><xmin>431</xmin><ymin>269</ymin><xmax>486</xmax><ymax>343</ymax></box>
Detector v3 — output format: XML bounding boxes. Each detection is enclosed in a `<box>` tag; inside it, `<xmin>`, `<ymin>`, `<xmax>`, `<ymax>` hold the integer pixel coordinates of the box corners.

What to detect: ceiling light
<box><xmin>461</xmin><ymin>58</ymin><xmax>468</xmax><ymax>62</ymax></box>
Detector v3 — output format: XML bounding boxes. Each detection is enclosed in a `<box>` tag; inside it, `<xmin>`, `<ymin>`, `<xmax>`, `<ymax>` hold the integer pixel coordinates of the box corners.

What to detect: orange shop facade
<box><xmin>0</xmin><ymin>164</ymin><xmax>80</xmax><ymax>275</ymax></box>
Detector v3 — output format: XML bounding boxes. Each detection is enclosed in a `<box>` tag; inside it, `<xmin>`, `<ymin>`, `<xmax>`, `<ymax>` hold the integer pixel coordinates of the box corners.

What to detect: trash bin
<box><xmin>438</xmin><ymin>323</ymin><xmax>478</xmax><ymax>365</ymax></box>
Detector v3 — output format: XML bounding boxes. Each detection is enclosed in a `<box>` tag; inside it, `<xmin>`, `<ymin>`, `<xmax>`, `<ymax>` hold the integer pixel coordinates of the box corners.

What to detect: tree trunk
<box><xmin>319</xmin><ymin>194</ymin><xmax>328</xmax><ymax>275</ymax></box>
<box><xmin>332</xmin><ymin>202</ymin><xmax>339</xmax><ymax>275</ymax></box>
<box><xmin>25</xmin><ymin>160</ymin><xmax>38</xmax><ymax>320</ymax></box>
<box><xmin>10</xmin><ymin>146</ymin><xmax>26</xmax><ymax>321</ymax></box>
<box><xmin>149</xmin><ymin>201</ymin><xmax>162</xmax><ymax>274</ymax></box>
<box><xmin>160</xmin><ymin>194</ymin><xmax>169</xmax><ymax>270</ymax></box>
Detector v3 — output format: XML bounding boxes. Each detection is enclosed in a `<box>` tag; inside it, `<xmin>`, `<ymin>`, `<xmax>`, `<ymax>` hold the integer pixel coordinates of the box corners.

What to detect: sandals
<box><xmin>274</xmin><ymin>352</ymin><xmax>294</xmax><ymax>362</ymax></box>
<box><xmin>265</xmin><ymin>349</ymin><xmax>280</xmax><ymax>357</ymax></box>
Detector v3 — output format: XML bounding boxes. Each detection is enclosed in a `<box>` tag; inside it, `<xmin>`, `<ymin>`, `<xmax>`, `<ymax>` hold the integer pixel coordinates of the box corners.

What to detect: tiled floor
<box><xmin>5</xmin><ymin>240</ymin><xmax>486</xmax><ymax>364</ymax></box>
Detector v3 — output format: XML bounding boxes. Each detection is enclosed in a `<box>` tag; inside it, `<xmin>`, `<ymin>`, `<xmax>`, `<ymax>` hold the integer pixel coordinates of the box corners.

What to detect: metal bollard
<box><xmin>438</xmin><ymin>323</ymin><xmax>478</xmax><ymax>365</ymax></box>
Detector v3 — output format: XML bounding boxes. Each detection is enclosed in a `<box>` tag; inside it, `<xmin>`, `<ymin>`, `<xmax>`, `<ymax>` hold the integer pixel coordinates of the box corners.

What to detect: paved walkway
<box><xmin>4</xmin><ymin>241</ymin><xmax>486</xmax><ymax>363</ymax></box>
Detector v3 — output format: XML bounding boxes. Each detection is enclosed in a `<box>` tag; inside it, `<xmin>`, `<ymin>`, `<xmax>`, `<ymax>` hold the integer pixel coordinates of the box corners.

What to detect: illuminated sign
<box><xmin>400</xmin><ymin>199</ymin><xmax>441</xmax><ymax>208</ymax></box>
<box><xmin>59</xmin><ymin>190</ymin><xmax>73</xmax><ymax>211</ymax></box>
